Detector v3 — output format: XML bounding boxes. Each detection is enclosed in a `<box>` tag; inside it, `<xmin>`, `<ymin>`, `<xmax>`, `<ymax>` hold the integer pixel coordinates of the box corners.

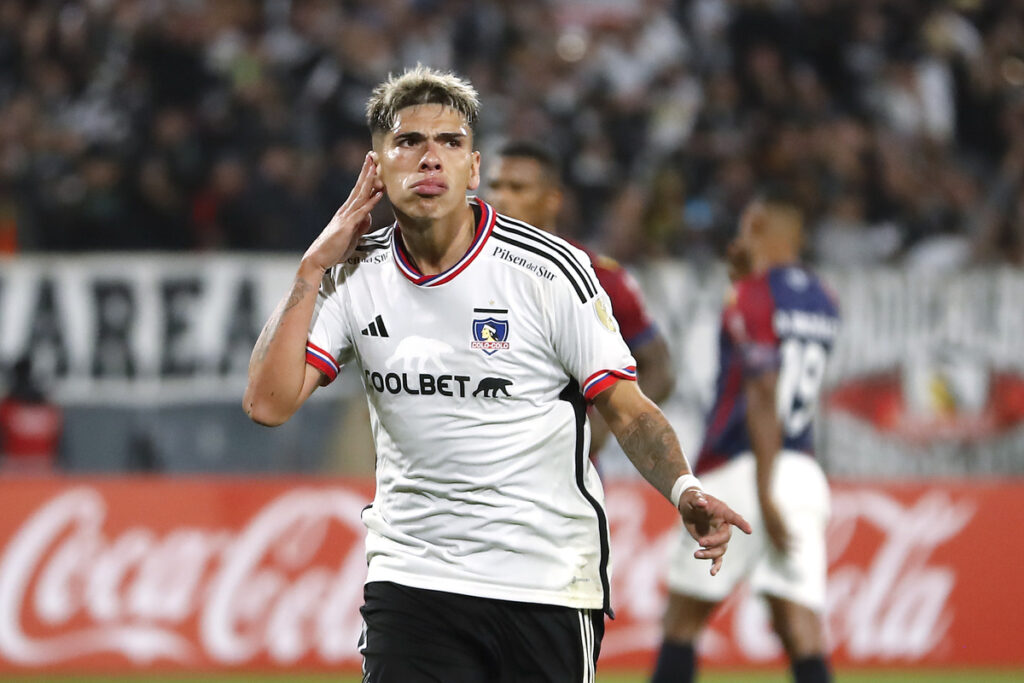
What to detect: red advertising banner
<box><xmin>0</xmin><ymin>477</ymin><xmax>1021</xmax><ymax>674</ymax></box>
<box><xmin>602</xmin><ymin>479</ymin><xmax>1024</xmax><ymax>669</ymax></box>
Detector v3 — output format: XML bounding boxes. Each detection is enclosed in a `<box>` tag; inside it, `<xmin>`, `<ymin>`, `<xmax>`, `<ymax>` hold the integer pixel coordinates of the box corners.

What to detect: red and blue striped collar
<box><xmin>392</xmin><ymin>197</ymin><xmax>496</xmax><ymax>287</ymax></box>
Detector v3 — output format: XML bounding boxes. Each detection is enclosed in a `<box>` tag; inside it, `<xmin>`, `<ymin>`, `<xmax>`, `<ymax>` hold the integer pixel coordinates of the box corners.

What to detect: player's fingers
<box><xmin>694</xmin><ymin>542</ymin><xmax>726</xmax><ymax>560</ymax></box>
<box><xmin>336</xmin><ymin>160</ymin><xmax>371</xmax><ymax>212</ymax></box>
<box><xmin>728</xmin><ymin>510</ymin><xmax>753</xmax><ymax>535</ymax></box>
<box><xmin>695</xmin><ymin>546</ymin><xmax>726</xmax><ymax>576</ymax></box>
<box><xmin>343</xmin><ymin>153</ymin><xmax>378</xmax><ymax>207</ymax></box>
<box><xmin>698</xmin><ymin>524</ymin><xmax>731</xmax><ymax>548</ymax></box>
<box><xmin>347</xmin><ymin>173</ymin><xmax>387</xmax><ymax>221</ymax></box>
<box><xmin>353</xmin><ymin>190</ymin><xmax>385</xmax><ymax>224</ymax></box>
<box><xmin>352</xmin><ymin>152</ymin><xmax>377</xmax><ymax>198</ymax></box>
<box><xmin>695</xmin><ymin>495</ymin><xmax>751</xmax><ymax>534</ymax></box>
<box><xmin>706</xmin><ymin>499</ymin><xmax>752</xmax><ymax>535</ymax></box>
<box><xmin>352</xmin><ymin>190</ymin><xmax>385</xmax><ymax>233</ymax></box>
<box><xmin>354</xmin><ymin>179</ymin><xmax>385</xmax><ymax>207</ymax></box>
<box><xmin>364</xmin><ymin>189</ymin><xmax>384</xmax><ymax>212</ymax></box>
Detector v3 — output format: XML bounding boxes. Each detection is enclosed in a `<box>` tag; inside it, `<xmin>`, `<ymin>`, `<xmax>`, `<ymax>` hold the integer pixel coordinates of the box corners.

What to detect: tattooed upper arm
<box><xmin>251</xmin><ymin>277</ymin><xmax>315</xmax><ymax>365</ymax></box>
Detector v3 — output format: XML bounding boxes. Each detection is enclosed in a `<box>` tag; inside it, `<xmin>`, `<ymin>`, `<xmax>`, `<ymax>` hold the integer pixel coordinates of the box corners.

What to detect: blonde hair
<box><xmin>365</xmin><ymin>64</ymin><xmax>480</xmax><ymax>134</ymax></box>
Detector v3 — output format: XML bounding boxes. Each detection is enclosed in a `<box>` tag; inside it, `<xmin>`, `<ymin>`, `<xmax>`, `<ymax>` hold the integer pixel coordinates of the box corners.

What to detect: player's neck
<box><xmin>753</xmin><ymin>246</ymin><xmax>799</xmax><ymax>274</ymax></box>
<box><xmin>538</xmin><ymin>215</ymin><xmax>559</xmax><ymax>234</ymax></box>
<box><xmin>395</xmin><ymin>202</ymin><xmax>477</xmax><ymax>275</ymax></box>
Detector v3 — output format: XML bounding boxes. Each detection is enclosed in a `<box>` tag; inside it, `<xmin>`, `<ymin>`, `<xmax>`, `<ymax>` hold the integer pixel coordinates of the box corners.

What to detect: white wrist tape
<box><xmin>670</xmin><ymin>474</ymin><xmax>703</xmax><ymax>508</ymax></box>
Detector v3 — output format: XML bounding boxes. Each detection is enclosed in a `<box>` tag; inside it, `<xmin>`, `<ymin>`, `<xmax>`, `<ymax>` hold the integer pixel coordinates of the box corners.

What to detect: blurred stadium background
<box><xmin>1</xmin><ymin>0</ymin><xmax>1023</xmax><ymax>680</ymax></box>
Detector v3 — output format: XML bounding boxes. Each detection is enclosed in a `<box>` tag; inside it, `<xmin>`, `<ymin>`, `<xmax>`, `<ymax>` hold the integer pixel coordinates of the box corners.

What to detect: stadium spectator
<box><xmin>0</xmin><ymin>356</ymin><xmax>63</xmax><ymax>473</ymax></box>
<box><xmin>0</xmin><ymin>0</ymin><xmax>1021</xmax><ymax>266</ymax></box>
<box><xmin>244</xmin><ymin>65</ymin><xmax>750</xmax><ymax>680</ymax></box>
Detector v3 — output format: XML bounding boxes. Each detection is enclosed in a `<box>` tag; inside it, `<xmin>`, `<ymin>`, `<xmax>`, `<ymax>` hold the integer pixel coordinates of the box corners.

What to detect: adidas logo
<box><xmin>361</xmin><ymin>314</ymin><xmax>389</xmax><ymax>337</ymax></box>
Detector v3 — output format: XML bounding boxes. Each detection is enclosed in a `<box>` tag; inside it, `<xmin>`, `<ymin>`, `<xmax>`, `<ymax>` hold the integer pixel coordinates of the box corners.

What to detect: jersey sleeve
<box><xmin>723</xmin><ymin>277</ymin><xmax>779</xmax><ymax>376</ymax></box>
<box><xmin>550</xmin><ymin>253</ymin><xmax>637</xmax><ymax>402</ymax></box>
<box><xmin>306</xmin><ymin>268</ymin><xmax>355</xmax><ymax>384</ymax></box>
<box><xmin>595</xmin><ymin>263</ymin><xmax>658</xmax><ymax>349</ymax></box>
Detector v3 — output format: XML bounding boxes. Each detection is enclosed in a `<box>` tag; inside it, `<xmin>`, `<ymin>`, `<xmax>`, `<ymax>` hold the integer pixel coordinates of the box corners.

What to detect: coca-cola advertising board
<box><xmin>0</xmin><ymin>477</ymin><xmax>1021</xmax><ymax>674</ymax></box>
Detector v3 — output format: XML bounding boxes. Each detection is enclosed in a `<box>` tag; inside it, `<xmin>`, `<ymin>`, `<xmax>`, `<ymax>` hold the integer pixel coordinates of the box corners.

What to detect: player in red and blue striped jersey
<box><xmin>487</xmin><ymin>141</ymin><xmax>676</xmax><ymax>455</ymax></box>
<box><xmin>652</xmin><ymin>190</ymin><xmax>839</xmax><ymax>683</ymax></box>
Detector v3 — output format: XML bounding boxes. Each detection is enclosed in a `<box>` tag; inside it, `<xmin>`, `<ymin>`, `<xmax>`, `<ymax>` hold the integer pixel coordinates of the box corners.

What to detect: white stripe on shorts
<box><xmin>358</xmin><ymin>620</ymin><xmax>368</xmax><ymax>677</ymax></box>
<box><xmin>577</xmin><ymin>609</ymin><xmax>594</xmax><ymax>683</ymax></box>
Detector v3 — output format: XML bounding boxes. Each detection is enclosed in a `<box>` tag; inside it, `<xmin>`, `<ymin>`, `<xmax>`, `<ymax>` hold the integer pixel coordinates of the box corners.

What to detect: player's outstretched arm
<box><xmin>244</xmin><ymin>152</ymin><xmax>384</xmax><ymax>426</ymax></box>
<box><xmin>594</xmin><ymin>381</ymin><xmax>751</xmax><ymax>575</ymax></box>
<box><xmin>745</xmin><ymin>369</ymin><xmax>792</xmax><ymax>553</ymax></box>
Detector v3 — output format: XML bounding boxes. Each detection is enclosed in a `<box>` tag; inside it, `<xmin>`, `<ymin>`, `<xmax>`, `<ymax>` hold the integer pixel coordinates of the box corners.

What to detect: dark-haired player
<box><xmin>245</xmin><ymin>64</ymin><xmax>750</xmax><ymax>682</ymax></box>
<box><xmin>487</xmin><ymin>141</ymin><xmax>675</xmax><ymax>453</ymax></box>
<box><xmin>652</xmin><ymin>192</ymin><xmax>839</xmax><ymax>683</ymax></box>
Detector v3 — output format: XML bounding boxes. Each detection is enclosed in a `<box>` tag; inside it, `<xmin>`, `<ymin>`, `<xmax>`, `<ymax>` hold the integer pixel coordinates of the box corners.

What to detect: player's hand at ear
<box><xmin>302</xmin><ymin>151</ymin><xmax>385</xmax><ymax>272</ymax></box>
<box><xmin>678</xmin><ymin>488</ymin><xmax>752</xmax><ymax>576</ymax></box>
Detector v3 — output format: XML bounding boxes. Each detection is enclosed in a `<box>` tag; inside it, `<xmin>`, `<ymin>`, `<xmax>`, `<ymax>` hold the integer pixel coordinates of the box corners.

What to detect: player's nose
<box><xmin>419</xmin><ymin>143</ymin><xmax>442</xmax><ymax>171</ymax></box>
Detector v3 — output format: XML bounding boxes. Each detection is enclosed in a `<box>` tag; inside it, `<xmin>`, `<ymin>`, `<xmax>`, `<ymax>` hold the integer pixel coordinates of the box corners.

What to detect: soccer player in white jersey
<box><xmin>244</xmin><ymin>65</ymin><xmax>750</xmax><ymax>682</ymax></box>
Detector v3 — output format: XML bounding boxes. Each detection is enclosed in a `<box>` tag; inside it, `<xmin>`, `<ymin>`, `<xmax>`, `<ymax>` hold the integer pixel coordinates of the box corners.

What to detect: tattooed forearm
<box><xmin>250</xmin><ymin>277</ymin><xmax>314</xmax><ymax>366</ymax></box>
<box><xmin>284</xmin><ymin>278</ymin><xmax>313</xmax><ymax>312</ymax></box>
<box><xmin>618</xmin><ymin>410</ymin><xmax>688</xmax><ymax>501</ymax></box>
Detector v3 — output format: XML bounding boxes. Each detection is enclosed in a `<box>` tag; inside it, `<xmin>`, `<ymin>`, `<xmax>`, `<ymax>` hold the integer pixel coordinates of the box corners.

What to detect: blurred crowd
<box><xmin>1</xmin><ymin>0</ymin><xmax>1023</xmax><ymax>267</ymax></box>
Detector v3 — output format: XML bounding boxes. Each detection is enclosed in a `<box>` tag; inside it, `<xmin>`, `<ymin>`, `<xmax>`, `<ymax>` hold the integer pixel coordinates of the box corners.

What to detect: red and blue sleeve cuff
<box><xmin>305</xmin><ymin>341</ymin><xmax>339</xmax><ymax>383</ymax></box>
<box><xmin>582</xmin><ymin>366</ymin><xmax>637</xmax><ymax>401</ymax></box>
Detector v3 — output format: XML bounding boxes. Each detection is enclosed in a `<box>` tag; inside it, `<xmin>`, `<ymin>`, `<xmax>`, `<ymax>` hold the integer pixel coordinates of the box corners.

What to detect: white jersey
<box><xmin>306</xmin><ymin>198</ymin><xmax>637</xmax><ymax>612</ymax></box>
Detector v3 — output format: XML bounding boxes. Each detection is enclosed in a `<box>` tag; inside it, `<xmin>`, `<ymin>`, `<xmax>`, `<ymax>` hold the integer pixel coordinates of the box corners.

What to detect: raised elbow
<box><xmin>243</xmin><ymin>393</ymin><xmax>292</xmax><ymax>427</ymax></box>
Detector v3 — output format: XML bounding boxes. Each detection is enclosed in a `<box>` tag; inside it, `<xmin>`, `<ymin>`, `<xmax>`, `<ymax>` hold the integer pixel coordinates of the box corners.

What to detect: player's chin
<box><xmin>400</xmin><ymin>193</ymin><xmax>451</xmax><ymax>216</ymax></box>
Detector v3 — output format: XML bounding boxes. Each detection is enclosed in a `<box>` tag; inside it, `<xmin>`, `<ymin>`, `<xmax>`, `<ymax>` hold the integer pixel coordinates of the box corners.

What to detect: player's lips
<box><xmin>410</xmin><ymin>178</ymin><xmax>448</xmax><ymax>196</ymax></box>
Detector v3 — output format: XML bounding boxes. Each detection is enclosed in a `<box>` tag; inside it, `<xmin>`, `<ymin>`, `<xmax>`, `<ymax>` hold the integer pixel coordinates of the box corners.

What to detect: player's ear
<box><xmin>748</xmin><ymin>207</ymin><xmax>769</xmax><ymax>237</ymax></box>
<box><xmin>466</xmin><ymin>150</ymin><xmax>482</xmax><ymax>191</ymax></box>
<box><xmin>546</xmin><ymin>187</ymin><xmax>564</xmax><ymax>217</ymax></box>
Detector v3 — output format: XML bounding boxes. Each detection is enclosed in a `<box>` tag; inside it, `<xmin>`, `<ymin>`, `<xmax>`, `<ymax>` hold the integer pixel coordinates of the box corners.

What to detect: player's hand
<box><xmin>760</xmin><ymin>496</ymin><xmax>792</xmax><ymax>554</ymax></box>
<box><xmin>678</xmin><ymin>488</ymin><xmax>752</xmax><ymax>576</ymax></box>
<box><xmin>302</xmin><ymin>151</ymin><xmax>385</xmax><ymax>272</ymax></box>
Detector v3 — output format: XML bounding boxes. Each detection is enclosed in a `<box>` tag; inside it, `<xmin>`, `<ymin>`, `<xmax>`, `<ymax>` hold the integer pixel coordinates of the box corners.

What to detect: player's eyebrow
<box><xmin>393</xmin><ymin>131</ymin><xmax>426</xmax><ymax>145</ymax></box>
<box><xmin>435</xmin><ymin>132</ymin><xmax>466</xmax><ymax>144</ymax></box>
<box><xmin>393</xmin><ymin>131</ymin><xmax>467</xmax><ymax>145</ymax></box>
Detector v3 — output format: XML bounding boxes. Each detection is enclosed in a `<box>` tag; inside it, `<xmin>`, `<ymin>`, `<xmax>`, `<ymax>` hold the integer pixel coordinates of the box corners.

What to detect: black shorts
<box><xmin>359</xmin><ymin>581</ymin><xmax>604</xmax><ymax>683</ymax></box>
